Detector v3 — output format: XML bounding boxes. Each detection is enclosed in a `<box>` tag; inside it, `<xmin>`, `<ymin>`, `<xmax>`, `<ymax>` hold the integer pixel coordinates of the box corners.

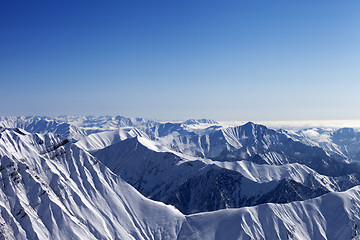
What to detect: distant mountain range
<box><xmin>1</xmin><ymin>116</ymin><xmax>360</xmax><ymax>239</ymax></box>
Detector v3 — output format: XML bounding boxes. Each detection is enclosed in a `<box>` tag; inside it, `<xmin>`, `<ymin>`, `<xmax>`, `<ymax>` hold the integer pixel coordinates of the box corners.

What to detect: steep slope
<box><xmin>55</xmin><ymin>115</ymin><xmax>159</xmax><ymax>132</ymax></box>
<box><xmin>0</xmin><ymin>116</ymin><xmax>87</xmax><ymax>141</ymax></box>
<box><xmin>178</xmin><ymin>186</ymin><xmax>360</xmax><ymax>240</ymax></box>
<box><xmin>93</xmin><ymin>136</ymin><xmax>353</xmax><ymax>214</ymax></box>
<box><xmin>2</xmin><ymin>120</ymin><xmax>360</xmax><ymax>239</ymax></box>
<box><xmin>183</xmin><ymin>119</ymin><xmax>218</xmax><ymax>125</ymax></box>
<box><xmin>75</xmin><ymin>127</ymin><xmax>148</xmax><ymax>152</ymax></box>
<box><xmin>0</xmin><ymin>116</ymin><xmax>159</xmax><ymax>141</ymax></box>
<box><xmin>0</xmin><ymin>128</ymin><xmax>184</xmax><ymax>239</ymax></box>
<box><xmin>332</xmin><ymin>128</ymin><xmax>360</xmax><ymax>161</ymax></box>
<box><xmin>147</xmin><ymin>121</ymin><xmax>360</xmax><ymax>177</ymax></box>
<box><xmin>283</xmin><ymin>127</ymin><xmax>360</xmax><ymax>163</ymax></box>
<box><xmin>3</xmin><ymin>129</ymin><xmax>360</xmax><ymax>239</ymax></box>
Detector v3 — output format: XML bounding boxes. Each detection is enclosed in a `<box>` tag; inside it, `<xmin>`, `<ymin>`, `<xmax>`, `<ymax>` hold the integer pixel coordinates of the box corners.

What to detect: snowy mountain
<box><xmin>145</xmin><ymin>121</ymin><xmax>360</xmax><ymax>177</ymax></box>
<box><xmin>179</xmin><ymin>186</ymin><xmax>360</xmax><ymax>240</ymax></box>
<box><xmin>282</xmin><ymin>127</ymin><xmax>360</xmax><ymax>163</ymax></box>
<box><xmin>54</xmin><ymin>115</ymin><xmax>159</xmax><ymax>132</ymax></box>
<box><xmin>182</xmin><ymin>119</ymin><xmax>218</xmax><ymax>125</ymax></box>
<box><xmin>2</xmin><ymin>116</ymin><xmax>360</xmax><ymax>239</ymax></box>
<box><xmin>0</xmin><ymin>116</ymin><xmax>158</xmax><ymax>141</ymax></box>
<box><xmin>75</xmin><ymin>127</ymin><xmax>148</xmax><ymax>152</ymax></box>
<box><xmin>0</xmin><ymin>116</ymin><xmax>87</xmax><ymax>141</ymax></box>
<box><xmin>91</xmin><ymin>134</ymin><xmax>359</xmax><ymax>214</ymax></box>
<box><xmin>0</xmin><ymin>128</ymin><xmax>184</xmax><ymax>239</ymax></box>
<box><xmin>2</xmin><ymin>128</ymin><xmax>360</xmax><ymax>239</ymax></box>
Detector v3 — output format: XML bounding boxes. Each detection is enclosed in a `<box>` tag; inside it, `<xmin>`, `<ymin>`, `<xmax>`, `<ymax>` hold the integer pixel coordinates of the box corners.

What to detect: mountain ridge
<box><xmin>2</xmin><ymin>116</ymin><xmax>360</xmax><ymax>239</ymax></box>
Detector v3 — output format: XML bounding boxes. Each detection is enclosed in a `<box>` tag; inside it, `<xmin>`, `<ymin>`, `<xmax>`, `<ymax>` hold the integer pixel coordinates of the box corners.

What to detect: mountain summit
<box><xmin>1</xmin><ymin>116</ymin><xmax>360</xmax><ymax>239</ymax></box>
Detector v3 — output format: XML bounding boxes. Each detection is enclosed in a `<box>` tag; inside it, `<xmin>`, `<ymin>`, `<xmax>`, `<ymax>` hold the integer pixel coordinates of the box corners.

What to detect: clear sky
<box><xmin>1</xmin><ymin>0</ymin><xmax>359</xmax><ymax>121</ymax></box>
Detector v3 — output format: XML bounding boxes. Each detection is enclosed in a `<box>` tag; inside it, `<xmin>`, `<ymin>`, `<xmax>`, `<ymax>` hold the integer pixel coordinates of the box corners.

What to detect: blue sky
<box><xmin>1</xmin><ymin>0</ymin><xmax>359</xmax><ymax>121</ymax></box>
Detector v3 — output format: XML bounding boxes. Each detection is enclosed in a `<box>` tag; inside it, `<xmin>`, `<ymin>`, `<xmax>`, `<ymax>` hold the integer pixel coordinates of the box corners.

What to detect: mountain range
<box><xmin>1</xmin><ymin>116</ymin><xmax>360</xmax><ymax>239</ymax></box>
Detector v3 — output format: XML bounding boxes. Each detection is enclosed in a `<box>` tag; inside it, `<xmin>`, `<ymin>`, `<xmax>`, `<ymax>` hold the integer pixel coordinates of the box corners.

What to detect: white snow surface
<box><xmin>78</xmin><ymin>129</ymin><xmax>337</xmax><ymax>192</ymax></box>
<box><xmin>180</xmin><ymin>186</ymin><xmax>360</xmax><ymax>240</ymax></box>
<box><xmin>2</xmin><ymin>128</ymin><xmax>360</xmax><ymax>239</ymax></box>
<box><xmin>75</xmin><ymin>127</ymin><xmax>148</xmax><ymax>152</ymax></box>
<box><xmin>210</xmin><ymin>160</ymin><xmax>338</xmax><ymax>191</ymax></box>
<box><xmin>2</xmin><ymin>116</ymin><xmax>360</xmax><ymax>239</ymax></box>
<box><xmin>282</xmin><ymin>127</ymin><xmax>360</xmax><ymax>162</ymax></box>
<box><xmin>0</xmin><ymin>128</ymin><xmax>184</xmax><ymax>239</ymax></box>
<box><xmin>219</xmin><ymin>119</ymin><xmax>360</xmax><ymax>130</ymax></box>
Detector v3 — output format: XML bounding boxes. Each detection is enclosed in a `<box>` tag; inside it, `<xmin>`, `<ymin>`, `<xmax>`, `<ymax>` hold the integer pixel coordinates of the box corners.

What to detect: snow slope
<box><xmin>283</xmin><ymin>127</ymin><xmax>360</xmax><ymax>163</ymax></box>
<box><xmin>179</xmin><ymin>186</ymin><xmax>360</xmax><ymax>240</ymax></box>
<box><xmin>2</xmin><ymin>118</ymin><xmax>360</xmax><ymax>239</ymax></box>
<box><xmin>0</xmin><ymin>116</ymin><xmax>158</xmax><ymax>141</ymax></box>
<box><xmin>0</xmin><ymin>128</ymin><xmax>184</xmax><ymax>239</ymax></box>
<box><xmin>75</xmin><ymin>127</ymin><xmax>148</xmax><ymax>152</ymax></box>
<box><xmin>0</xmin><ymin>117</ymin><xmax>87</xmax><ymax>141</ymax></box>
<box><xmin>145</xmin><ymin>121</ymin><xmax>360</xmax><ymax>177</ymax></box>
<box><xmin>93</xmin><ymin>135</ymin><xmax>357</xmax><ymax>214</ymax></box>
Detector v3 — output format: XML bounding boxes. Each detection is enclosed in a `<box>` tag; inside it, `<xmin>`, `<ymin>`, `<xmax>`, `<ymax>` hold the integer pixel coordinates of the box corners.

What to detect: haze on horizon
<box><xmin>1</xmin><ymin>0</ymin><xmax>359</xmax><ymax>121</ymax></box>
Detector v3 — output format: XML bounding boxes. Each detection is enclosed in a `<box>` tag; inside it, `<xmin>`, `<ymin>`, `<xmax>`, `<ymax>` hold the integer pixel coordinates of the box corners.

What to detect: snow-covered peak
<box><xmin>0</xmin><ymin>128</ymin><xmax>185</xmax><ymax>239</ymax></box>
<box><xmin>180</xmin><ymin>186</ymin><xmax>360</xmax><ymax>240</ymax></box>
<box><xmin>3</xmin><ymin>117</ymin><xmax>360</xmax><ymax>239</ymax></box>
<box><xmin>75</xmin><ymin>127</ymin><xmax>148</xmax><ymax>152</ymax></box>
<box><xmin>183</xmin><ymin>119</ymin><xmax>218</xmax><ymax>125</ymax></box>
<box><xmin>282</xmin><ymin>127</ymin><xmax>360</xmax><ymax>162</ymax></box>
<box><xmin>3</xmin><ymin>127</ymin><xmax>360</xmax><ymax>239</ymax></box>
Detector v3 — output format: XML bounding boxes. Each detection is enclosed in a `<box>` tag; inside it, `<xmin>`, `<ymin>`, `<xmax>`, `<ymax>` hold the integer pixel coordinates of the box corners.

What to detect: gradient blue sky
<box><xmin>1</xmin><ymin>0</ymin><xmax>359</xmax><ymax>121</ymax></box>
